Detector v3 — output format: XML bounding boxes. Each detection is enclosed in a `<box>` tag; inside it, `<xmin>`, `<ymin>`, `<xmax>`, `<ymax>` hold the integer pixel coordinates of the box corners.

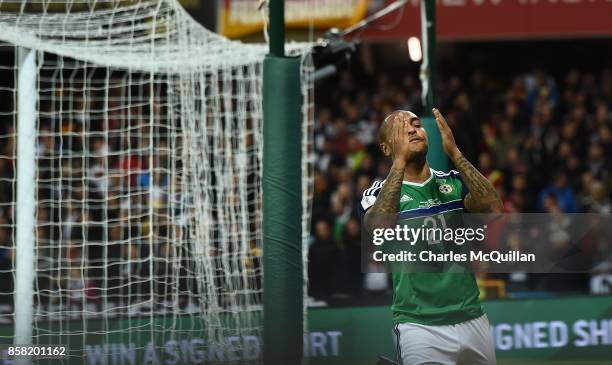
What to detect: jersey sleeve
<box><xmin>359</xmin><ymin>180</ymin><xmax>385</xmax><ymax>216</ymax></box>
<box><xmin>447</xmin><ymin>170</ymin><xmax>470</xmax><ymax>213</ymax></box>
<box><xmin>453</xmin><ymin>170</ymin><xmax>470</xmax><ymax>200</ymax></box>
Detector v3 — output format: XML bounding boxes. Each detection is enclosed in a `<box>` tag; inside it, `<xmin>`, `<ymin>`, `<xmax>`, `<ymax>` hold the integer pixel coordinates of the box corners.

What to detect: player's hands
<box><xmin>389</xmin><ymin>113</ymin><xmax>412</xmax><ymax>167</ymax></box>
<box><xmin>433</xmin><ymin>108</ymin><xmax>461</xmax><ymax>160</ymax></box>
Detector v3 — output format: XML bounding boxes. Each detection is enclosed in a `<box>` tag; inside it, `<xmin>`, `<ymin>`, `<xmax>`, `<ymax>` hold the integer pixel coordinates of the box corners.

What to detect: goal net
<box><xmin>0</xmin><ymin>0</ymin><xmax>313</xmax><ymax>363</ymax></box>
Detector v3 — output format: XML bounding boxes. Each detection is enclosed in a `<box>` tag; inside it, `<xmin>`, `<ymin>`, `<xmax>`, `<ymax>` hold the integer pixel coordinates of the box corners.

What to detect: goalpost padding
<box><xmin>262</xmin><ymin>55</ymin><xmax>303</xmax><ymax>364</ymax></box>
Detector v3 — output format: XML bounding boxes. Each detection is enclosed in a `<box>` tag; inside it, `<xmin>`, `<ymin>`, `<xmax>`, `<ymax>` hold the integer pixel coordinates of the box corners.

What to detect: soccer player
<box><xmin>361</xmin><ymin>109</ymin><xmax>502</xmax><ymax>365</ymax></box>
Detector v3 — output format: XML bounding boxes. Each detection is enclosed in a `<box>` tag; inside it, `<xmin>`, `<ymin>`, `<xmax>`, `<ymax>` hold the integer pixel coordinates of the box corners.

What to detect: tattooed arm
<box><xmin>433</xmin><ymin>108</ymin><xmax>503</xmax><ymax>213</ymax></box>
<box><xmin>363</xmin><ymin>161</ymin><xmax>405</xmax><ymax>232</ymax></box>
<box><xmin>451</xmin><ymin>152</ymin><xmax>503</xmax><ymax>213</ymax></box>
<box><xmin>367</xmin><ymin>162</ymin><xmax>405</xmax><ymax>215</ymax></box>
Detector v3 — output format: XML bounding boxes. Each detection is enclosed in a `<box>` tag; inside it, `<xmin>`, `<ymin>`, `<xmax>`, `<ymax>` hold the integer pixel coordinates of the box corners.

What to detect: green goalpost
<box><xmin>262</xmin><ymin>0</ymin><xmax>304</xmax><ymax>364</ymax></box>
<box><xmin>420</xmin><ymin>0</ymin><xmax>448</xmax><ymax>171</ymax></box>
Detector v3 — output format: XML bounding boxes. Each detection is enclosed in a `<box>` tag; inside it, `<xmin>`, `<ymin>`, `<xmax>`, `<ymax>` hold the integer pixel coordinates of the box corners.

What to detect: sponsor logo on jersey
<box><xmin>419</xmin><ymin>198</ymin><xmax>442</xmax><ymax>208</ymax></box>
<box><xmin>438</xmin><ymin>183</ymin><xmax>453</xmax><ymax>194</ymax></box>
<box><xmin>400</xmin><ymin>194</ymin><xmax>413</xmax><ymax>202</ymax></box>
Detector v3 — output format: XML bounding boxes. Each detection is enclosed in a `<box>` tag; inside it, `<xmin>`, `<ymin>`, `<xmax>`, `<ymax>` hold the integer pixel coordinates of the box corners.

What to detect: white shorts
<box><xmin>394</xmin><ymin>314</ymin><xmax>496</xmax><ymax>365</ymax></box>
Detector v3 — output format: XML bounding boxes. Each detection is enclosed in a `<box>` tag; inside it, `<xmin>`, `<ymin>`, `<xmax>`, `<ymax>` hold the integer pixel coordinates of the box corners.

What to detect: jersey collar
<box><xmin>402</xmin><ymin>168</ymin><xmax>434</xmax><ymax>187</ymax></box>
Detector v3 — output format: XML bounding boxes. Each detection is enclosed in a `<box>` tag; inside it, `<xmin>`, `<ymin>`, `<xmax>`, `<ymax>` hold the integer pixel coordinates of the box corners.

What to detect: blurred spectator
<box><xmin>580</xmin><ymin>180</ymin><xmax>611</xmax><ymax>214</ymax></box>
<box><xmin>308</xmin><ymin>220</ymin><xmax>337</xmax><ymax>299</ymax></box>
<box><xmin>115</xmin><ymin>243</ymin><xmax>151</xmax><ymax>305</ymax></box>
<box><xmin>341</xmin><ymin>217</ymin><xmax>363</xmax><ymax>297</ymax></box>
<box><xmin>538</xmin><ymin>172</ymin><xmax>577</xmax><ymax>213</ymax></box>
<box><xmin>65</xmin><ymin>266</ymin><xmax>100</xmax><ymax>311</ymax></box>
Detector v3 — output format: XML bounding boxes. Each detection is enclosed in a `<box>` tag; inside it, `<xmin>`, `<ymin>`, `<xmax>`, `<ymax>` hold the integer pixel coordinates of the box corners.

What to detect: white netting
<box><xmin>0</xmin><ymin>0</ymin><xmax>313</xmax><ymax>363</ymax></box>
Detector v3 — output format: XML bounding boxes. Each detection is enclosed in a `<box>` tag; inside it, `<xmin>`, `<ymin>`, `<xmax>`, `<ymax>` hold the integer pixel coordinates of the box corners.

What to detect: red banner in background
<box><xmin>359</xmin><ymin>0</ymin><xmax>612</xmax><ymax>41</ymax></box>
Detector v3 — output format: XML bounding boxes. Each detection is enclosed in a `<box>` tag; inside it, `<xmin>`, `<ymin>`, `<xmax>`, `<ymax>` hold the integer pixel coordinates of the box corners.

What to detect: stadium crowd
<box><xmin>308</xmin><ymin>66</ymin><xmax>612</xmax><ymax>302</ymax></box>
<box><xmin>0</xmin><ymin>81</ymin><xmax>198</xmax><ymax>319</ymax></box>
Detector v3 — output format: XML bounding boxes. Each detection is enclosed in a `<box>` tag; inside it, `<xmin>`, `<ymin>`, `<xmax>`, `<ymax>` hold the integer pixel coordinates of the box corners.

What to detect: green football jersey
<box><xmin>360</xmin><ymin>168</ymin><xmax>484</xmax><ymax>326</ymax></box>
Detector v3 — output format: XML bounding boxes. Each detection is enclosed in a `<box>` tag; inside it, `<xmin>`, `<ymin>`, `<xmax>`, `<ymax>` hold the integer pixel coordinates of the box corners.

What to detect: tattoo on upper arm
<box><xmin>368</xmin><ymin>166</ymin><xmax>404</xmax><ymax>215</ymax></box>
<box><xmin>454</xmin><ymin>155</ymin><xmax>502</xmax><ymax>213</ymax></box>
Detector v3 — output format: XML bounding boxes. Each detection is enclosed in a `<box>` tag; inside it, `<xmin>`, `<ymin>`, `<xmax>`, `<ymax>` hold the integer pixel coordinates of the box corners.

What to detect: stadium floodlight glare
<box><xmin>0</xmin><ymin>0</ymin><xmax>314</xmax><ymax>362</ymax></box>
<box><xmin>407</xmin><ymin>37</ymin><xmax>423</xmax><ymax>62</ymax></box>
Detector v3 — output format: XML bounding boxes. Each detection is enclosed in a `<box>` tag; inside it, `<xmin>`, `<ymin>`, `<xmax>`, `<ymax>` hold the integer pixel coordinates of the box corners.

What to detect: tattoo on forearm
<box><xmin>369</xmin><ymin>165</ymin><xmax>404</xmax><ymax>215</ymax></box>
<box><xmin>454</xmin><ymin>155</ymin><xmax>503</xmax><ymax>213</ymax></box>
<box><xmin>364</xmin><ymin>164</ymin><xmax>404</xmax><ymax>232</ymax></box>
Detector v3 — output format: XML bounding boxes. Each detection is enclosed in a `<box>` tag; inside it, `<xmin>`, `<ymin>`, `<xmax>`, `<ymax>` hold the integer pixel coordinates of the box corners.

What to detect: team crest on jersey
<box><xmin>438</xmin><ymin>183</ymin><xmax>453</xmax><ymax>194</ymax></box>
<box><xmin>400</xmin><ymin>194</ymin><xmax>413</xmax><ymax>202</ymax></box>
